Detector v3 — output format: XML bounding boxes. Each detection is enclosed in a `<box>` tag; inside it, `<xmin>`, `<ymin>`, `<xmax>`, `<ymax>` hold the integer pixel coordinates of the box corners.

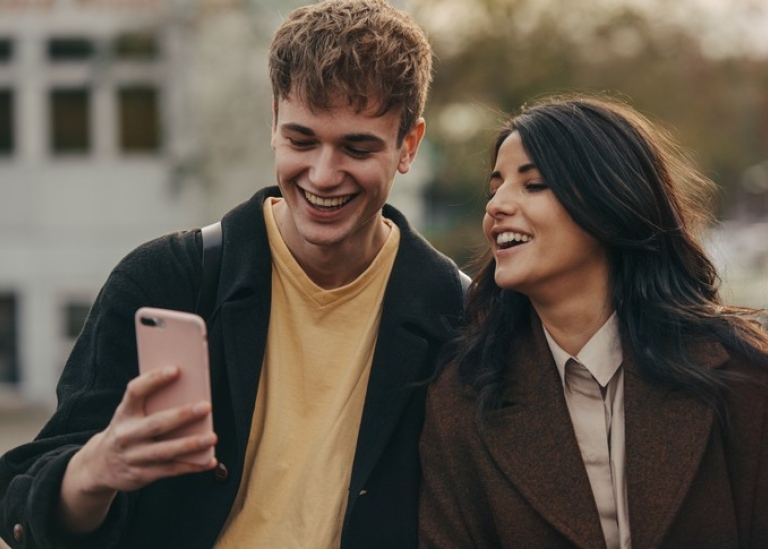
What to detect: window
<box><xmin>48</xmin><ymin>38</ymin><xmax>95</xmax><ymax>62</ymax></box>
<box><xmin>114</xmin><ymin>32</ymin><xmax>158</xmax><ymax>61</ymax></box>
<box><xmin>0</xmin><ymin>293</ymin><xmax>18</xmax><ymax>384</ymax></box>
<box><xmin>50</xmin><ymin>88</ymin><xmax>90</xmax><ymax>154</ymax></box>
<box><xmin>63</xmin><ymin>300</ymin><xmax>91</xmax><ymax>340</ymax></box>
<box><xmin>0</xmin><ymin>38</ymin><xmax>12</xmax><ymax>63</ymax></box>
<box><xmin>118</xmin><ymin>86</ymin><xmax>160</xmax><ymax>152</ymax></box>
<box><xmin>0</xmin><ymin>89</ymin><xmax>12</xmax><ymax>155</ymax></box>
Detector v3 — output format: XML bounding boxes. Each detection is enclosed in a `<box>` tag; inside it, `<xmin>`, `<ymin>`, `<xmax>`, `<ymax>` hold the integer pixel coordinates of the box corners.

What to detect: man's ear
<box><xmin>270</xmin><ymin>97</ymin><xmax>278</xmax><ymax>150</ymax></box>
<box><xmin>398</xmin><ymin>118</ymin><xmax>426</xmax><ymax>174</ymax></box>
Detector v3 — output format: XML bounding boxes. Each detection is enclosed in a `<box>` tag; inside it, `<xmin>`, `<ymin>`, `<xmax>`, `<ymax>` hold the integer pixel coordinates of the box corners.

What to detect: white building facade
<box><xmin>0</xmin><ymin>0</ymin><xmax>205</xmax><ymax>404</ymax></box>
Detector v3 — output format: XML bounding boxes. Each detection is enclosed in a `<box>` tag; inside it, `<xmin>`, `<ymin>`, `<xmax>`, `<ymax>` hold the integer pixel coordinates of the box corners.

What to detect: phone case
<box><xmin>135</xmin><ymin>307</ymin><xmax>214</xmax><ymax>465</ymax></box>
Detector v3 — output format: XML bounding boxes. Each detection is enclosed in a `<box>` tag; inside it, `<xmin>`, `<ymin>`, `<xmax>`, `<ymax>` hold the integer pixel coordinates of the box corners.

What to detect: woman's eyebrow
<box><xmin>488</xmin><ymin>162</ymin><xmax>538</xmax><ymax>182</ymax></box>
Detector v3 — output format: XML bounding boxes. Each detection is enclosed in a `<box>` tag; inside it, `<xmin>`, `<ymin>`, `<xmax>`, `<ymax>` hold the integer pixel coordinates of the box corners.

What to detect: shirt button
<box><xmin>213</xmin><ymin>462</ymin><xmax>229</xmax><ymax>484</ymax></box>
<box><xmin>13</xmin><ymin>523</ymin><xmax>24</xmax><ymax>542</ymax></box>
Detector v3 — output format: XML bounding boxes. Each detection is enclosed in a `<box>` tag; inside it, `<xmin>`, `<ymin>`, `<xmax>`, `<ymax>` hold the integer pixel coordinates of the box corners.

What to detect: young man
<box><xmin>0</xmin><ymin>1</ymin><xmax>466</xmax><ymax>547</ymax></box>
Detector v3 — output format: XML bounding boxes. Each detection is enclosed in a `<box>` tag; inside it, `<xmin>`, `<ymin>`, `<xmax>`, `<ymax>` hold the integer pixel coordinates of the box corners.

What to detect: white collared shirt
<box><xmin>543</xmin><ymin>312</ymin><xmax>631</xmax><ymax>549</ymax></box>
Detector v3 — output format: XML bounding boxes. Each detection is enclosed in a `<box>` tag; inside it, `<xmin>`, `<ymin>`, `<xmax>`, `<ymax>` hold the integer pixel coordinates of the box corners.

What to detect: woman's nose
<box><xmin>486</xmin><ymin>187</ymin><xmax>517</xmax><ymax>218</ymax></box>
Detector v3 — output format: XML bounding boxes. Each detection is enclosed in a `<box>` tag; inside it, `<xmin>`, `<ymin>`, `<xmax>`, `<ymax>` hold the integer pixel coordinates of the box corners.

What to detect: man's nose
<box><xmin>309</xmin><ymin>147</ymin><xmax>343</xmax><ymax>188</ymax></box>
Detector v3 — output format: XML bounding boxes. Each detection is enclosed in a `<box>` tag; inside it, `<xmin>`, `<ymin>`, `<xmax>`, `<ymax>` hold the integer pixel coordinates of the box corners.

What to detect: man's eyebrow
<box><xmin>280</xmin><ymin>123</ymin><xmax>314</xmax><ymax>136</ymax></box>
<box><xmin>344</xmin><ymin>133</ymin><xmax>386</xmax><ymax>146</ymax></box>
<box><xmin>280</xmin><ymin>123</ymin><xmax>386</xmax><ymax>146</ymax></box>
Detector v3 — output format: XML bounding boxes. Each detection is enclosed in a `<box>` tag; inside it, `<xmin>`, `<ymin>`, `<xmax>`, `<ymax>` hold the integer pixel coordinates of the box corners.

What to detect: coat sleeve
<box><xmin>0</xmin><ymin>230</ymin><xmax>202</xmax><ymax>549</ymax></box>
<box><xmin>418</xmin><ymin>367</ymin><xmax>498</xmax><ymax>548</ymax></box>
<box><xmin>749</xmin><ymin>375</ymin><xmax>768</xmax><ymax>545</ymax></box>
<box><xmin>722</xmin><ymin>354</ymin><xmax>768</xmax><ymax>547</ymax></box>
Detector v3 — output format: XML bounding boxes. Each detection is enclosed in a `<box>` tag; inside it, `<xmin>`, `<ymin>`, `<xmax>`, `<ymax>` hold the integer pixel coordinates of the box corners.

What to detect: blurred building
<box><xmin>0</xmin><ymin>0</ymin><xmax>431</xmax><ymax>405</ymax></box>
<box><xmin>0</xmin><ymin>0</ymin><xmax>206</xmax><ymax>404</ymax></box>
<box><xmin>707</xmin><ymin>161</ymin><xmax>768</xmax><ymax>315</ymax></box>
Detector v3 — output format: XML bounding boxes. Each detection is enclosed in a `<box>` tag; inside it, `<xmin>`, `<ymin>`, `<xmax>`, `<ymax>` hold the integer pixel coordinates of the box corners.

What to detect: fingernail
<box><xmin>193</xmin><ymin>402</ymin><xmax>210</xmax><ymax>415</ymax></box>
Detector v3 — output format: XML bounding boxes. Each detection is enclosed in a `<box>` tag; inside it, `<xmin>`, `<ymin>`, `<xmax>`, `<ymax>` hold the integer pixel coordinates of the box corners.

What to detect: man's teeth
<box><xmin>497</xmin><ymin>232</ymin><xmax>532</xmax><ymax>246</ymax></box>
<box><xmin>304</xmin><ymin>191</ymin><xmax>352</xmax><ymax>208</ymax></box>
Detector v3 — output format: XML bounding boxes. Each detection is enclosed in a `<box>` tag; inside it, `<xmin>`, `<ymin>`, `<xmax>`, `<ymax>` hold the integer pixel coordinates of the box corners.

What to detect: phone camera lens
<box><xmin>140</xmin><ymin>316</ymin><xmax>164</xmax><ymax>327</ymax></box>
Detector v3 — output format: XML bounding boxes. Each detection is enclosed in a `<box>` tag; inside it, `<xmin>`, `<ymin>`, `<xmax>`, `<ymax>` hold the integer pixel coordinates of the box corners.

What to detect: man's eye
<box><xmin>345</xmin><ymin>146</ymin><xmax>372</xmax><ymax>159</ymax></box>
<box><xmin>288</xmin><ymin>137</ymin><xmax>313</xmax><ymax>148</ymax></box>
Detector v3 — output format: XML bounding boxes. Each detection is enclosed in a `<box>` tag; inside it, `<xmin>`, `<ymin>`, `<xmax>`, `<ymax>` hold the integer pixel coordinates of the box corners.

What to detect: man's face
<box><xmin>271</xmin><ymin>94</ymin><xmax>424</xmax><ymax>262</ymax></box>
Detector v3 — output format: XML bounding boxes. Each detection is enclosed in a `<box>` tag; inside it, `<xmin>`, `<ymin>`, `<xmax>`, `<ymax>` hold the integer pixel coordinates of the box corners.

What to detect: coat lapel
<box><xmin>347</xmin><ymin>219</ymin><xmax>464</xmax><ymax>499</ymax></box>
<box><xmin>623</xmin><ymin>340</ymin><xmax>727</xmax><ymax>547</ymax></box>
<box><xmin>478</xmin><ymin>321</ymin><xmax>608</xmax><ymax>548</ymax></box>
<box><xmin>213</xmin><ymin>189</ymin><xmax>275</xmax><ymax>458</ymax></box>
<box><xmin>220</xmin><ymin>297</ymin><xmax>271</xmax><ymax>458</ymax></box>
<box><xmin>478</xmin><ymin>322</ymin><xmax>730</xmax><ymax>547</ymax></box>
<box><xmin>348</xmin><ymin>325</ymin><xmax>432</xmax><ymax>496</ymax></box>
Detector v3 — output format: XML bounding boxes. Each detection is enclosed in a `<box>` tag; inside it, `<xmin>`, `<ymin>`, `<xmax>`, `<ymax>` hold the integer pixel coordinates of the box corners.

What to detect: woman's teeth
<box><xmin>497</xmin><ymin>232</ymin><xmax>532</xmax><ymax>248</ymax></box>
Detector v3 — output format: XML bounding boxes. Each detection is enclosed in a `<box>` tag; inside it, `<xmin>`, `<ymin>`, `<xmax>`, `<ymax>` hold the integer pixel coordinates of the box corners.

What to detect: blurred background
<box><xmin>0</xmin><ymin>0</ymin><xmax>766</xmax><ymax>455</ymax></box>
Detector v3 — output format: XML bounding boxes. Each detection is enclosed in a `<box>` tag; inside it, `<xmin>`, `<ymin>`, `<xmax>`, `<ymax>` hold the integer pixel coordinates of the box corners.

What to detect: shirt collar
<box><xmin>544</xmin><ymin>311</ymin><xmax>623</xmax><ymax>388</ymax></box>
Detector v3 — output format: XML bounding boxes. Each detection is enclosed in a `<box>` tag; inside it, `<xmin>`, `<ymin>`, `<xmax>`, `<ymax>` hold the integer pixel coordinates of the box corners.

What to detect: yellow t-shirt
<box><xmin>215</xmin><ymin>198</ymin><xmax>400</xmax><ymax>549</ymax></box>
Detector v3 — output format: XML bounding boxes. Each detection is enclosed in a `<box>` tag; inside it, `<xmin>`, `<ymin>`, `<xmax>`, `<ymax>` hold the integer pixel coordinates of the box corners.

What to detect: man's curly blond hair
<box><xmin>269</xmin><ymin>0</ymin><xmax>433</xmax><ymax>144</ymax></box>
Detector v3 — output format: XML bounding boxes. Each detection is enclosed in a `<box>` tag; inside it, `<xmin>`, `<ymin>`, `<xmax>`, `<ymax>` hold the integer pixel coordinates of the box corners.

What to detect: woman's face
<box><xmin>483</xmin><ymin>131</ymin><xmax>610</xmax><ymax>305</ymax></box>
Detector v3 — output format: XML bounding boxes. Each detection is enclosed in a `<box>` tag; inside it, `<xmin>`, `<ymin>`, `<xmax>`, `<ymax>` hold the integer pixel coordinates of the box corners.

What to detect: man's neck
<box><xmin>271</xmin><ymin>199</ymin><xmax>391</xmax><ymax>290</ymax></box>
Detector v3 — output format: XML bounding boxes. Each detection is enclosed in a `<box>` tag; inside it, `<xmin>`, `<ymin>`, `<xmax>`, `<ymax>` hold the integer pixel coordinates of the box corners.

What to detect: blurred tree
<box><xmin>411</xmin><ymin>0</ymin><xmax>768</xmax><ymax>267</ymax></box>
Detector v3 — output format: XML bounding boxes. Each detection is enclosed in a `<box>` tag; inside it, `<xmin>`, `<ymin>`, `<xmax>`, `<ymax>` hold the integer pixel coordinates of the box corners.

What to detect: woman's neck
<box><xmin>531</xmin><ymin>294</ymin><xmax>614</xmax><ymax>356</ymax></box>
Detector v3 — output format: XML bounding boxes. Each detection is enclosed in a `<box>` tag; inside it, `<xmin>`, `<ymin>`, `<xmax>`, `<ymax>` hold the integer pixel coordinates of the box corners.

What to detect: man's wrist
<box><xmin>57</xmin><ymin>439</ymin><xmax>117</xmax><ymax>534</ymax></box>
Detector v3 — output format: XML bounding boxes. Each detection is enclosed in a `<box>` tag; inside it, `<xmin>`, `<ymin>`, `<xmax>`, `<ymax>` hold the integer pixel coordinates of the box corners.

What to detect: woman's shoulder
<box><xmin>428</xmin><ymin>360</ymin><xmax>475</xmax><ymax>411</ymax></box>
<box><xmin>719</xmin><ymin>344</ymin><xmax>768</xmax><ymax>425</ymax></box>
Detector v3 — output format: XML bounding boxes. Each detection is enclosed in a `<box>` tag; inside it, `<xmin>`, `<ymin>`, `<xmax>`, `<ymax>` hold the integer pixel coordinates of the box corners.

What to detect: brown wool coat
<box><xmin>419</xmin><ymin>319</ymin><xmax>768</xmax><ymax>548</ymax></box>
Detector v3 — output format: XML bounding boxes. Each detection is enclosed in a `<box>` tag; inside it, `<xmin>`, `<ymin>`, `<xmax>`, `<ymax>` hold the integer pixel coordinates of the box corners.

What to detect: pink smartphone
<box><xmin>135</xmin><ymin>307</ymin><xmax>214</xmax><ymax>465</ymax></box>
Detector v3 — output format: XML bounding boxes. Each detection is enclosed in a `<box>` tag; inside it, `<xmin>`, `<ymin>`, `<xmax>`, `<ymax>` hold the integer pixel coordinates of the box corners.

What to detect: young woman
<box><xmin>419</xmin><ymin>96</ymin><xmax>768</xmax><ymax>548</ymax></box>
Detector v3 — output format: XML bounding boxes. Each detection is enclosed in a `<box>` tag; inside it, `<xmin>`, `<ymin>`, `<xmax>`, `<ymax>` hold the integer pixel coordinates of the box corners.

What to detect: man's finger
<box><xmin>119</xmin><ymin>366</ymin><xmax>180</xmax><ymax>414</ymax></box>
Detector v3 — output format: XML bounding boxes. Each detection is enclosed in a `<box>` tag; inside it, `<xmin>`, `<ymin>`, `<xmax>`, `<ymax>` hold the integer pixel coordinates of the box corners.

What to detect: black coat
<box><xmin>0</xmin><ymin>186</ymin><xmax>466</xmax><ymax>548</ymax></box>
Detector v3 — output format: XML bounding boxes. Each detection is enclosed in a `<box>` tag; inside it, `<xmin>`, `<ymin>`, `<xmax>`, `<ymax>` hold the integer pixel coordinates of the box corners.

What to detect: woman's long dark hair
<box><xmin>454</xmin><ymin>95</ymin><xmax>768</xmax><ymax>422</ymax></box>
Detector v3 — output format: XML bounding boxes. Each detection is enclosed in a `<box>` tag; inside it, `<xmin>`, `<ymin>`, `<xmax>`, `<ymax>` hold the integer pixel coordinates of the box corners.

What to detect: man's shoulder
<box><xmin>383</xmin><ymin>203</ymin><xmax>455</xmax><ymax>265</ymax></box>
<box><xmin>118</xmin><ymin>229</ymin><xmax>200</xmax><ymax>272</ymax></box>
<box><xmin>96</xmin><ymin>229</ymin><xmax>204</xmax><ymax>313</ymax></box>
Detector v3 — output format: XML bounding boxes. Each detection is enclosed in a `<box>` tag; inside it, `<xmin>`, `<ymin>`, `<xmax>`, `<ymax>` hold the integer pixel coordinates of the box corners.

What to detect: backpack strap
<box><xmin>459</xmin><ymin>270</ymin><xmax>471</xmax><ymax>299</ymax></box>
<box><xmin>195</xmin><ymin>221</ymin><xmax>223</xmax><ymax>320</ymax></box>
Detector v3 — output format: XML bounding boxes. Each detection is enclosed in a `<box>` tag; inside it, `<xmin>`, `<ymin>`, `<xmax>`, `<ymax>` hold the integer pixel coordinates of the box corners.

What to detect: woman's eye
<box><xmin>525</xmin><ymin>182</ymin><xmax>548</xmax><ymax>192</ymax></box>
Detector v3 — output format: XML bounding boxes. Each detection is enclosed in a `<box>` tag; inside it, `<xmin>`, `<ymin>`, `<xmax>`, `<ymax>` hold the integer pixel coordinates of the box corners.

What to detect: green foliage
<box><xmin>412</xmin><ymin>0</ymin><xmax>768</xmax><ymax>265</ymax></box>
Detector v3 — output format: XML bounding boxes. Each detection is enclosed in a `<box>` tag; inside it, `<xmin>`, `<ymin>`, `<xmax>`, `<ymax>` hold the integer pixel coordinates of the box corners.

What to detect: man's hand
<box><xmin>57</xmin><ymin>365</ymin><xmax>218</xmax><ymax>534</ymax></box>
